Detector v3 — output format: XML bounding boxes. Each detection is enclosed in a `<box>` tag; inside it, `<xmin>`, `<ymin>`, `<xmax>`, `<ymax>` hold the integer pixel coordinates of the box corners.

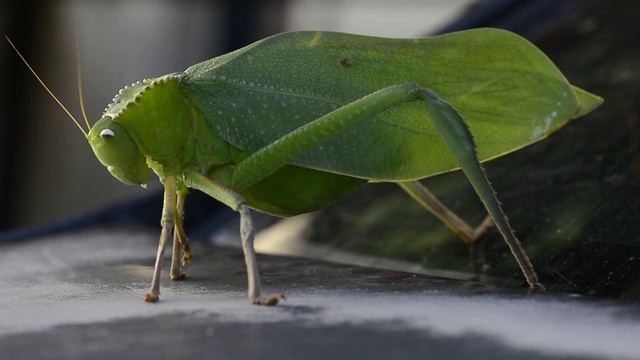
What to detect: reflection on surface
<box><xmin>2</xmin><ymin>227</ymin><xmax>640</xmax><ymax>360</ymax></box>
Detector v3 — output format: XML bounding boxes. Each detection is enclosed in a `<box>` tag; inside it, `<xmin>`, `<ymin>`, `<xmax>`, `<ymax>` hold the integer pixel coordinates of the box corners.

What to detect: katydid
<box><xmin>8</xmin><ymin>29</ymin><xmax>602</xmax><ymax>305</ymax></box>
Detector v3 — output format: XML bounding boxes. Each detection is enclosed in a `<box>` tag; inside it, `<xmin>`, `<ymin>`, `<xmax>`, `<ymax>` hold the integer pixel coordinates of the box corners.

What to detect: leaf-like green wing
<box><xmin>571</xmin><ymin>85</ymin><xmax>604</xmax><ymax>118</ymax></box>
<box><xmin>180</xmin><ymin>29</ymin><xmax>601</xmax><ymax>181</ymax></box>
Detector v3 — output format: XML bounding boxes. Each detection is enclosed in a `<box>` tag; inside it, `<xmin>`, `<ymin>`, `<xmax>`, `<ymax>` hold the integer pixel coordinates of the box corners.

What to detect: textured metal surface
<box><xmin>1</xmin><ymin>227</ymin><xmax>639</xmax><ymax>360</ymax></box>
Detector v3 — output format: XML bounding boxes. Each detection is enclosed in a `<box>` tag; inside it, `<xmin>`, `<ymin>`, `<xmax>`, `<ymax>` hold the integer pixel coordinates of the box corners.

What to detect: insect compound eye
<box><xmin>100</xmin><ymin>128</ymin><xmax>115</xmax><ymax>139</ymax></box>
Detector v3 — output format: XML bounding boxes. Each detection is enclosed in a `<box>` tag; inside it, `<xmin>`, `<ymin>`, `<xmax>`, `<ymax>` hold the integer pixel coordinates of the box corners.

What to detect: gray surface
<box><xmin>1</xmin><ymin>227</ymin><xmax>639</xmax><ymax>360</ymax></box>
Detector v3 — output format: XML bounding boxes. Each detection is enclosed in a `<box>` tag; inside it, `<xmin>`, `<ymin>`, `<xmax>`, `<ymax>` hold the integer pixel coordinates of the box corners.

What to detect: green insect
<box><xmin>9</xmin><ymin>29</ymin><xmax>602</xmax><ymax>305</ymax></box>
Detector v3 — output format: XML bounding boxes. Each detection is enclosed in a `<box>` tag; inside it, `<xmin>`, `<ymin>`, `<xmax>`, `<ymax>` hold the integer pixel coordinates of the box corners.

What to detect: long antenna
<box><xmin>74</xmin><ymin>27</ymin><xmax>91</xmax><ymax>132</ymax></box>
<box><xmin>5</xmin><ymin>35</ymin><xmax>88</xmax><ymax>137</ymax></box>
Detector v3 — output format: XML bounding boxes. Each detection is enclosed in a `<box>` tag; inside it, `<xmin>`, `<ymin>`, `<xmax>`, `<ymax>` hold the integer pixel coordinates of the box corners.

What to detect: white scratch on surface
<box><xmin>530</xmin><ymin>111</ymin><xmax>558</xmax><ymax>141</ymax></box>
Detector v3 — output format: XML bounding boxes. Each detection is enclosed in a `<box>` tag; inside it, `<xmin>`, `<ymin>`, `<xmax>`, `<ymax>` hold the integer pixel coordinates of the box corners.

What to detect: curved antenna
<box><xmin>74</xmin><ymin>27</ymin><xmax>91</xmax><ymax>132</ymax></box>
<box><xmin>5</xmin><ymin>35</ymin><xmax>88</xmax><ymax>137</ymax></box>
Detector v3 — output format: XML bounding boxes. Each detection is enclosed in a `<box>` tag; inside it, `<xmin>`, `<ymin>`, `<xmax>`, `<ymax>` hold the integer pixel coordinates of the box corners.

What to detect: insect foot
<box><xmin>253</xmin><ymin>294</ymin><xmax>286</xmax><ymax>306</ymax></box>
<box><xmin>143</xmin><ymin>292</ymin><xmax>160</xmax><ymax>303</ymax></box>
<box><xmin>170</xmin><ymin>271</ymin><xmax>186</xmax><ymax>281</ymax></box>
<box><xmin>529</xmin><ymin>282</ymin><xmax>546</xmax><ymax>292</ymax></box>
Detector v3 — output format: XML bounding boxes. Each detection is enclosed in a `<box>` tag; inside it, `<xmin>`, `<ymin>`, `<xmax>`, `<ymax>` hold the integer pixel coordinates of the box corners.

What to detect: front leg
<box><xmin>144</xmin><ymin>176</ymin><xmax>178</xmax><ymax>302</ymax></box>
<box><xmin>170</xmin><ymin>186</ymin><xmax>191</xmax><ymax>280</ymax></box>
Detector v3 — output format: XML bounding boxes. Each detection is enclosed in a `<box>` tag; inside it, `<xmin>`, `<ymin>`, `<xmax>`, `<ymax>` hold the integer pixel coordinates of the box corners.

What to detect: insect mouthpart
<box><xmin>106</xmin><ymin>165</ymin><xmax>149</xmax><ymax>188</ymax></box>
